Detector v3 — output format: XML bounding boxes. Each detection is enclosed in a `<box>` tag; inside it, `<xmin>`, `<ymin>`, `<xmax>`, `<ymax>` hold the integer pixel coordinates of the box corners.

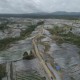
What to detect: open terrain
<box><xmin>0</xmin><ymin>18</ymin><xmax>80</xmax><ymax>80</ymax></box>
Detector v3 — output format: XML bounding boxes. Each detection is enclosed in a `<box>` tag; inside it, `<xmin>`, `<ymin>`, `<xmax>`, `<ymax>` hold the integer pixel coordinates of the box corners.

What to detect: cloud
<box><xmin>0</xmin><ymin>0</ymin><xmax>80</xmax><ymax>13</ymax></box>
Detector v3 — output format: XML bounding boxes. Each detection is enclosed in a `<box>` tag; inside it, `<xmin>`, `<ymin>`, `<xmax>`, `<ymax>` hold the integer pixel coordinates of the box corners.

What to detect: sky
<box><xmin>0</xmin><ymin>0</ymin><xmax>80</xmax><ymax>14</ymax></box>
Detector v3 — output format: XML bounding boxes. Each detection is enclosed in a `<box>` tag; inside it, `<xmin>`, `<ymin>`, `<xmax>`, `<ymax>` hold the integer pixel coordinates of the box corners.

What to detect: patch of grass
<box><xmin>48</xmin><ymin>26</ymin><xmax>80</xmax><ymax>47</ymax></box>
<box><xmin>40</xmin><ymin>42</ymin><xmax>50</xmax><ymax>52</ymax></box>
<box><xmin>52</xmin><ymin>35</ymin><xmax>64</xmax><ymax>44</ymax></box>
<box><xmin>78</xmin><ymin>52</ymin><xmax>80</xmax><ymax>55</ymax></box>
<box><xmin>0</xmin><ymin>64</ymin><xmax>6</xmax><ymax>80</ymax></box>
<box><xmin>20</xmin><ymin>25</ymin><xmax>37</xmax><ymax>37</ymax></box>
<box><xmin>20</xmin><ymin>22</ymin><xmax>44</xmax><ymax>38</ymax></box>
<box><xmin>48</xmin><ymin>26</ymin><xmax>63</xmax><ymax>35</ymax></box>
<box><xmin>70</xmin><ymin>77</ymin><xmax>75</xmax><ymax>80</ymax></box>
<box><xmin>0</xmin><ymin>22</ymin><xmax>9</xmax><ymax>31</ymax></box>
<box><xmin>0</xmin><ymin>21</ymin><xmax>44</xmax><ymax>51</ymax></box>
<box><xmin>0</xmin><ymin>24</ymin><xmax>37</xmax><ymax>51</ymax></box>
<box><xmin>37</xmin><ymin>21</ymin><xmax>44</xmax><ymax>25</ymax></box>
<box><xmin>37</xmin><ymin>35</ymin><xmax>45</xmax><ymax>42</ymax></box>
<box><xmin>0</xmin><ymin>37</ymin><xmax>20</xmax><ymax>50</ymax></box>
<box><xmin>60</xmin><ymin>32</ymin><xmax>80</xmax><ymax>47</ymax></box>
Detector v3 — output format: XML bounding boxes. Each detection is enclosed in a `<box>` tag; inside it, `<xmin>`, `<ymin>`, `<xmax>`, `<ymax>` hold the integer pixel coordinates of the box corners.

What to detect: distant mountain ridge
<box><xmin>51</xmin><ymin>11</ymin><xmax>80</xmax><ymax>15</ymax></box>
<box><xmin>0</xmin><ymin>11</ymin><xmax>80</xmax><ymax>19</ymax></box>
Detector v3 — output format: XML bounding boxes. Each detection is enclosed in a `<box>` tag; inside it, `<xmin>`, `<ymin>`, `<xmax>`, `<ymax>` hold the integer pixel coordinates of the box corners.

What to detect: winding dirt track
<box><xmin>32</xmin><ymin>26</ymin><xmax>61</xmax><ymax>80</ymax></box>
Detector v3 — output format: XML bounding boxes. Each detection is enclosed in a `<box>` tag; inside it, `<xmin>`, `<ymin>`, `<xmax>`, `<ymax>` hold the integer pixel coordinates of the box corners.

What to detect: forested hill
<box><xmin>0</xmin><ymin>11</ymin><xmax>80</xmax><ymax>19</ymax></box>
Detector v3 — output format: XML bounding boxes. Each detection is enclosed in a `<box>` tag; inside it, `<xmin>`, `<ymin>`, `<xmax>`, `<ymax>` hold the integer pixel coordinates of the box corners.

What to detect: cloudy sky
<box><xmin>0</xmin><ymin>0</ymin><xmax>80</xmax><ymax>14</ymax></box>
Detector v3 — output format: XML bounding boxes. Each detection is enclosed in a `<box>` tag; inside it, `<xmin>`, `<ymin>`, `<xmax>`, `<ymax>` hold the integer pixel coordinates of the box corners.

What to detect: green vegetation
<box><xmin>20</xmin><ymin>21</ymin><xmax>44</xmax><ymax>38</ymax></box>
<box><xmin>0</xmin><ymin>24</ymin><xmax>37</xmax><ymax>51</ymax></box>
<box><xmin>0</xmin><ymin>37</ymin><xmax>20</xmax><ymax>50</ymax></box>
<box><xmin>37</xmin><ymin>21</ymin><xmax>44</xmax><ymax>25</ymax></box>
<box><xmin>16</xmin><ymin>70</ymin><xmax>45</xmax><ymax>80</ymax></box>
<box><xmin>60</xmin><ymin>32</ymin><xmax>80</xmax><ymax>47</ymax></box>
<box><xmin>70</xmin><ymin>77</ymin><xmax>75</xmax><ymax>80</ymax></box>
<box><xmin>48</xmin><ymin>25</ymin><xmax>72</xmax><ymax>35</ymax></box>
<box><xmin>0</xmin><ymin>21</ymin><xmax>44</xmax><ymax>51</ymax></box>
<box><xmin>44</xmin><ymin>43</ymin><xmax>50</xmax><ymax>52</ymax></box>
<box><xmin>0</xmin><ymin>22</ymin><xmax>9</xmax><ymax>31</ymax></box>
<box><xmin>0</xmin><ymin>64</ymin><xmax>6</xmax><ymax>80</ymax></box>
<box><xmin>78</xmin><ymin>51</ymin><xmax>80</xmax><ymax>56</ymax></box>
<box><xmin>49</xmin><ymin>26</ymin><xmax>65</xmax><ymax>35</ymax></box>
<box><xmin>48</xmin><ymin>26</ymin><xmax>80</xmax><ymax>47</ymax></box>
<box><xmin>20</xmin><ymin>25</ymin><xmax>37</xmax><ymax>38</ymax></box>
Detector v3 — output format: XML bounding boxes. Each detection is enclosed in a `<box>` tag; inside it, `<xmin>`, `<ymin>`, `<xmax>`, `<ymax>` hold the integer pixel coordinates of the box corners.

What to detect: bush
<box><xmin>0</xmin><ymin>64</ymin><xmax>6</xmax><ymax>80</ymax></box>
<box><xmin>0</xmin><ymin>37</ymin><xmax>20</xmax><ymax>50</ymax></box>
<box><xmin>48</xmin><ymin>26</ymin><xmax>80</xmax><ymax>47</ymax></box>
<box><xmin>0</xmin><ymin>24</ymin><xmax>37</xmax><ymax>51</ymax></box>
<box><xmin>0</xmin><ymin>22</ymin><xmax>9</xmax><ymax>31</ymax></box>
<box><xmin>20</xmin><ymin>25</ymin><xmax>37</xmax><ymax>37</ymax></box>
<box><xmin>37</xmin><ymin>21</ymin><xmax>44</xmax><ymax>25</ymax></box>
